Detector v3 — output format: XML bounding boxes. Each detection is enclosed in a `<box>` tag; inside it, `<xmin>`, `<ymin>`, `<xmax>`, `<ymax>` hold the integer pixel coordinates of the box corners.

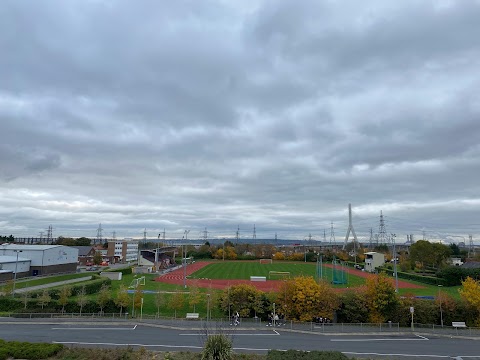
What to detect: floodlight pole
<box><xmin>438</xmin><ymin>285</ymin><xmax>443</xmax><ymax>327</ymax></box>
<box><xmin>12</xmin><ymin>250</ymin><xmax>23</xmax><ymax>298</ymax></box>
<box><xmin>392</xmin><ymin>234</ymin><xmax>398</xmax><ymax>293</ymax></box>
<box><xmin>183</xmin><ymin>230</ymin><xmax>190</xmax><ymax>289</ymax></box>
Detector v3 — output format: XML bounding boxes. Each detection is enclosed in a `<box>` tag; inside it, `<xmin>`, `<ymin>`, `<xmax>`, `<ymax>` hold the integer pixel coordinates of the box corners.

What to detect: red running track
<box><xmin>154</xmin><ymin>261</ymin><xmax>424</xmax><ymax>291</ymax></box>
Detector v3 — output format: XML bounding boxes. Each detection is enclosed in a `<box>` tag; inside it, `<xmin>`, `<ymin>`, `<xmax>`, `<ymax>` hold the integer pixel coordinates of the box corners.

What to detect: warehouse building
<box><xmin>0</xmin><ymin>244</ymin><xmax>78</xmax><ymax>276</ymax></box>
<box><xmin>0</xmin><ymin>255</ymin><xmax>31</xmax><ymax>282</ymax></box>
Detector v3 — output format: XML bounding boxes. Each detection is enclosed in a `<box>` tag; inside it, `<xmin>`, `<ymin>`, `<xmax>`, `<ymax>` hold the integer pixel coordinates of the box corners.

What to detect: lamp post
<box><xmin>12</xmin><ymin>250</ymin><xmax>23</xmax><ymax>298</ymax></box>
<box><xmin>183</xmin><ymin>230</ymin><xmax>190</xmax><ymax>289</ymax></box>
<box><xmin>391</xmin><ymin>234</ymin><xmax>398</xmax><ymax>293</ymax></box>
<box><xmin>207</xmin><ymin>293</ymin><xmax>211</xmax><ymax>322</ymax></box>
<box><xmin>438</xmin><ymin>285</ymin><xmax>444</xmax><ymax>327</ymax></box>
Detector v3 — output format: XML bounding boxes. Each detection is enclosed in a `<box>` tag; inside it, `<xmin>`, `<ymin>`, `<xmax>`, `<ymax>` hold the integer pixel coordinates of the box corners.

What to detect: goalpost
<box><xmin>259</xmin><ymin>259</ymin><xmax>273</xmax><ymax>264</ymax></box>
<box><xmin>129</xmin><ymin>276</ymin><xmax>146</xmax><ymax>289</ymax></box>
<box><xmin>268</xmin><ymin>271</ymin><xmax>290</xmax><ymax>280</ymax></box>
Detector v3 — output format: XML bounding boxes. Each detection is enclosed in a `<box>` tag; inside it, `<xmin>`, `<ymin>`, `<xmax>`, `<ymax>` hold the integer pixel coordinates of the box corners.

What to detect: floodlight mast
<box><xmin>183</xmin><ymin>230</ymin><xmax>190</xmax><ymax>289</ymax></box>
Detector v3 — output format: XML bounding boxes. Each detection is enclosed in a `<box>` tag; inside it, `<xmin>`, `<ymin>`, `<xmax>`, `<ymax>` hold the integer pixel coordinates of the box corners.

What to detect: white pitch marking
<box><xmin>331</xmin><ymin>334</ymin><xmax>428</xmax><ymax>342</ymax></box>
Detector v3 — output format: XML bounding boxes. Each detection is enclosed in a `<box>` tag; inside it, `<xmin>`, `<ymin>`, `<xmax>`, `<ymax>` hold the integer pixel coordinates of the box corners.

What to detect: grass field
<box><xmin>189</xmin><ymin>261</ymin><xmax>366</xmax><ymax>288</ymax></box>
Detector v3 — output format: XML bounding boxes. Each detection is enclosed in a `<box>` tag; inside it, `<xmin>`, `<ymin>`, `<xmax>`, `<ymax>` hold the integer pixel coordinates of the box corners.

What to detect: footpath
<box><xmin>14</xmin><ymin>276</ymin><xmax>93</xmax><ymax>294</ymax></box>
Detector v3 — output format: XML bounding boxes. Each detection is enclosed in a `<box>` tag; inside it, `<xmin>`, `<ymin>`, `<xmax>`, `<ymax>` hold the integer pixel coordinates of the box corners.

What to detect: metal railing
<box><xmin>2</xmin><ymin>313</ymin><xmax>480</xmax><ymax>337</ymax></box>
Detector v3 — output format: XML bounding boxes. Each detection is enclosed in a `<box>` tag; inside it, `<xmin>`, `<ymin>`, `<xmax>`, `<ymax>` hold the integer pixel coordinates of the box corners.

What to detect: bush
<box><xmin>437</xmin><ymin>267</ymin><xmax>480</xmax><ymax>286</ymax></box>
<box><xmin>0</xmin><ymin>341</ymin><xmax>63</xmax><ymax>359</ymax></box>
<box><xmin>201</xmin><ymin>334</ymin><xmax>233</xmax><ymax>360</ymax></box>
<box><xmin>28</xmin><ymin>277</ymin><xmax>111</xmax><ymax>300</ymax></box>
<box><xmin>380</xmin><ymin>268</ymin><xmax>447</xmax><ymax>286</ymax></box>
<box><xmin>0</xmin><ymin>297</ymin><xmax>23</xmax><ymax>312</ymax></box>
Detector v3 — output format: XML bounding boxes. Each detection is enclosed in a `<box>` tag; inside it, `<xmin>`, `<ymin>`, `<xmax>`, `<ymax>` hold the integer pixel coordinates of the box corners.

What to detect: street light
<box><xmin>183</xmin><ymin>230</ymin><xmax>190</xmax><ymax>289</ymax></box>
<box><xmin>391</xmin><ymin>234</ymin><xmax>398</xmax><ymax>293</ymax></box>
<box><xmin>438</xmin><ymin>285</ymin><xmax>444</xmax><ymax>327</ymax></box>
<box><xmin>12</xmin><ymin>250</ymin><xmax>23</xmax><ymax>298</ymax></box>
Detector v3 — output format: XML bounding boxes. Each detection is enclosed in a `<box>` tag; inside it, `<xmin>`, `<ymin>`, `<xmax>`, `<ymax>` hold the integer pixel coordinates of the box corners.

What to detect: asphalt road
<box><xmin>0</xmin><ymin>320</ymin><xmax>479</xmax><ymax>359</ymax></box>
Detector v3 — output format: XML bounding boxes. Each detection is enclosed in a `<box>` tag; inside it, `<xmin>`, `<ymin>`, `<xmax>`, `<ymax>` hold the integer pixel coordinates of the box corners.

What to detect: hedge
<box><xmin>28</xmin><ymin>277</ymin><xmax>111</xmax><ymax>299</ymax></box>
<box><xmin>436</xmin><ymin>267</ymin><xmax>480</xmax><ymax>286</ymax></box>
<box><xmin>0</xmin><ymin>341</ymin><xmax>63</xmax><ymax>360</ymax></box>
<box><xmin>380</xmin><ymin>268</ymin><xmax>448</xmax><ymax>286</ymax></box>
<box><xmin>104</xmin><ymin>267</ymin><xmax>133</xmax><ymax>275</ymax></box>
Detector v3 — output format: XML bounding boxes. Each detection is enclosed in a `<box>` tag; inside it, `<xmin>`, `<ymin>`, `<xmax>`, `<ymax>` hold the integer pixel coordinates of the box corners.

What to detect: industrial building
<box><xmin>0</xmin><ymin>244</ymin><xmax>78</xmax><ymax>277</ymax></box>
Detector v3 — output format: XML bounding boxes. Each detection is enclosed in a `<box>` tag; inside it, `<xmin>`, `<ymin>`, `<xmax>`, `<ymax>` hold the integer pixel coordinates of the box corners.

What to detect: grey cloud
<box><xmin>0</xmin><ymin>0</ymin><xmax>479</xmax><ymax>241</ymax></box>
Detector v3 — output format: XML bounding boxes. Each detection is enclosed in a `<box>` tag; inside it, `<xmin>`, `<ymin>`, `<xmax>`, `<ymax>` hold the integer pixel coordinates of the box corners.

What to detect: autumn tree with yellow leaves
<box><xmin>276</xmin><ymin>276</ymin><xmax>339</xmax><ymax>322</ymax></box>
<box><xmin>365</xmin><ymin>272</ymin><xmax>398</xmax><ymax>323</ymax></box>
<box><xmin>459</xmin><ymin>276</ymin><xmax>480</xmax><ymax>326</ymax></box>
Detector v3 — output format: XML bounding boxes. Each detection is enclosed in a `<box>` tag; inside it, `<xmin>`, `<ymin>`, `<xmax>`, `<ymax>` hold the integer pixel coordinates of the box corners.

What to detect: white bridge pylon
<box><xmin>343</xmin><ymin>203</ymin><xmax>358</xmax><ymax>251</ymax></box>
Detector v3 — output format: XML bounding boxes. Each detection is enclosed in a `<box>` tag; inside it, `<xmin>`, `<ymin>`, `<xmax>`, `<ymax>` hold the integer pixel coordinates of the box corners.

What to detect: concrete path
<box><xmin>14</xmin><ymin>276</ymin><xmax>93</xmax><ymax>294</ymax></box>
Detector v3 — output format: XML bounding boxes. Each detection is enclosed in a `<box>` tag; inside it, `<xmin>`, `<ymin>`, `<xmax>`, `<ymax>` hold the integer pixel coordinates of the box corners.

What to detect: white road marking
<box><xmin>53</xmin><ymin>341</ymin><xmax>275</xmax><ymax>352</ymax></box>
<box><xmin>331</xmin><ymin>334</ymin><xmax>428</xmax><ymax>342</ymax></box>
<box><xmin>179</xmin><ymin>330</ymin><xmax>280</xmax><ymax>336</ymax></box>
<box><xmin>343</xmin><ymin>351</ymin><xmax>461</xmax><ymax>358</ymax></box>
<box><xmin>52</xmin><ymin>325</ymin><xmax>137</xmax><ymax>331</ymax></box>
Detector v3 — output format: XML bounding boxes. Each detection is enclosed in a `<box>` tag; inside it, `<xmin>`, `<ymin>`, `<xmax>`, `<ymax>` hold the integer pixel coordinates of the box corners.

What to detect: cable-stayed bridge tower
<box><xmin>343</xmin><ymin>203</ymin><xmax>358</xmax><ymax>251</ymax></box>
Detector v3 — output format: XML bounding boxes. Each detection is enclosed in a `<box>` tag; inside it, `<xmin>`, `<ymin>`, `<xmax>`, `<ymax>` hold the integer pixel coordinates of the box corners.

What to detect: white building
<box><xmin>0</xmin><ymin>256</ymin><xmax>31</xmax><ymax>281</ymax></box>
<box><xmin>364</xmin><ymin>251</ymin><xmax>385</xmax><ymax>273</ymax></box>
<box><xmin>107</xmin><ymin>239</ymin><xmax>139</xmax><ymax>263</ymax></box>
<box><xmin>0</xmin><ymin>244</ymin><xmax>78</xmax><ymax>276</ymax></box>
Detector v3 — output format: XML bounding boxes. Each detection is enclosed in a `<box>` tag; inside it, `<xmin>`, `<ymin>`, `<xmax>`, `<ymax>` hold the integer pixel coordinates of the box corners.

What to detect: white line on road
<box><xmin>52</xmin><ymin>325</ymin><xmax>137</xmax><ymax>331</ymax></box>
<box><xmin>54</xmin><ymin>341</ymin><xmax>203</xmax><ymax>349</ymax></box>
<box><xmin>179</xmin><ymin>330</ymin><xmax>280</xmax><ymax>336</ymax></box>
<box><xmin>342</xmin><ymin>351</ymin><xmax>480</xmax><ymax>359</ymax></box>
<box><xmin>331</xmin><ymin>334</ymin><xmax>428</xmax><ymax>342</ymax></box>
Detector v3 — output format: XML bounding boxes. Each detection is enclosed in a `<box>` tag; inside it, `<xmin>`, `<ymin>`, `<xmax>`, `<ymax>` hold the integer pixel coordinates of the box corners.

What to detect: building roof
<box><xmin>365</xmin><ymin>251</ymin><xmax>382</xmax><ymax>255</ymax></box>
<box><xmin>0</xmin><ymin>255</ymin><xmax>31</xmax><ymax>263</ymax></box>
<box><xmin>0</xmin><ymin>244</ymin><xmax>62</xmax><ymax>251</ymax></box>
<box><xmin>70</xmin><ymin>246</ymin><xmax>95</xmax><ymax>256</ymax></box>
<box><xmin>461</xmin><ymin>261</ymin><xmax>480</xmax><ymax>269</ymax></box>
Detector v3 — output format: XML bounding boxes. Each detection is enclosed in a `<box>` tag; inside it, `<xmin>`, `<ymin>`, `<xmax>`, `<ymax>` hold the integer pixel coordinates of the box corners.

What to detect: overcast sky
<box><xmin>1</xmin><ymin>0</ymin><xmax>480</xmax><ymax>243</ymax></box>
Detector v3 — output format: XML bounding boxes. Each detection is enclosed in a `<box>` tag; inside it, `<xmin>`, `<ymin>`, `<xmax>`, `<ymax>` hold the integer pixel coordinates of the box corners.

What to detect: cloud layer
<box><xmin>1</xmin><ymin>0</ymin><xmax>480</xmax><ymax>242</ymax></box>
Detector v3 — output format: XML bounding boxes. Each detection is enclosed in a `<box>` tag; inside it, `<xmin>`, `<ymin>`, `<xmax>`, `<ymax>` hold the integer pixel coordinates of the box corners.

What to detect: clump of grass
<box><xmin>201</xmin><ymin>334</ymin><xmax>233</xmax><ymax>360</ymax></box>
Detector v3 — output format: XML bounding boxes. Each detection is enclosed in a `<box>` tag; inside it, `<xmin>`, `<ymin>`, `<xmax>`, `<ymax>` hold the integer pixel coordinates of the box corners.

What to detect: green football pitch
<box><xmin>189</xmin><ymin>261</ymin><xmax>365</xmax><ymax>287</ymax></box>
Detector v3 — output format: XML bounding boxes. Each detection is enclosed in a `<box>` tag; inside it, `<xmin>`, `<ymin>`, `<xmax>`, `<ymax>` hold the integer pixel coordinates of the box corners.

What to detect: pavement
<box><xmin>13</xmin><ymin>276</ymin><xmax>93</xmax><ymax>294</ymax></box>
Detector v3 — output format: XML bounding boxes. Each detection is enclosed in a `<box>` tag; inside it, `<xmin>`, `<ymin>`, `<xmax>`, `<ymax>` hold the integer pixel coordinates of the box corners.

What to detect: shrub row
<box><xmin>380</xmin><ymin>267</ymin><xmax>448</xmax><ymax>286</ymax></box>
<box><xmin>0</xmin><ymin>340</ymin><xmax>63</xmax><ymax>360</ymax></box>
<box><xmin>436</xmin><ymin>267</ymin><xmax>480</xmax><ymax>286</ymax></box>
<box><xmin>28</xmin><ymin>276</ymin><xmax>111</xmax><ymax>299</ymax></box>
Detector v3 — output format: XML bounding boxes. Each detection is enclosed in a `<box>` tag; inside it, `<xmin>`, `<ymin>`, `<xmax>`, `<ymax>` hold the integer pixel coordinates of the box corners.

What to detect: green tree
<box><xmin>38</xmin><ymin>289</ymin><xmax>51</xmax><ymax>310</ymax></box>
<box><xmin>219</xmin><ymin>284</ymin><xmax>263</xmax><ymax>318</ymax></box>
<box><xmin>337</xmin><ymin>291</ymin><xmax>369</xmax><ymax>323</ymax></box>
<box><xmin>154</xmin><ymin>289</ymin><xmax>166</xmax><ymax>317</ymax></box>
<box><xmin>2</xmin><ymin>280</ymin><xmax>14</xmax><ymax>297</ymax></box>
<box><xmin>188</xmin><ymin>282</ymin><xmax>203</xmax><ymax>313</ymax></box>
<box><xmin>76</xmin><ymin>237</ymin><xmax>92</xmax><ymax>246</ymax></box>
<box><xmin>133</xmin><ymin>286</ymin><xmax>144</xmax><ymax>316</ymax></box>
<box><xmin>93</xmin><ymin>251</ymin><xmax>103</xmax><ymax>265</ymax></box>
<box><xmin>58</xmin><ymin>286</ymin><xmax>72</xmax><ymax>314</ymax></box>
<box><xmin>96</xmin><ymin>284</ymin><xmax>111</xmax><ymax>314</ymax></box>
<box><xmin>410</xmin><ymin>240</ymin><xmax>452</xmax><ymax>268</ymax></box>
<box><xmin>76</xmin><ymin>286</ymin><xmax>88</xmax><ymax>315</ymax></box>
<box><xmin>169</xmin><ymin>291</ymin><xmax>185</xmax><ymax>318</ymax></box>
<box><xmin>115</xmin><ymin>285</ymin><xmax>130</xmax><ymax>316</ymax></box>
